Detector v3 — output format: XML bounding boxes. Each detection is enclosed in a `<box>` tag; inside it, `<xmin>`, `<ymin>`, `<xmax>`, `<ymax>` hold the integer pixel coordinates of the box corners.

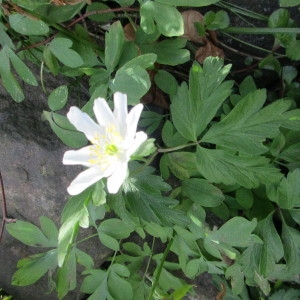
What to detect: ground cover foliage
<box><xmin>1</xmin><ymin>0</ymin><xmax>300</xmax><ymax>299</ymax></box>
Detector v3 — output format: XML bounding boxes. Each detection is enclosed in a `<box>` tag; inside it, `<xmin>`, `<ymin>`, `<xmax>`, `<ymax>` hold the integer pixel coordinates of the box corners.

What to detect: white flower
<box><xmin>63</xmin><ymin>92</ymin><xmax>147</xmax><ymax>195</ymax></box>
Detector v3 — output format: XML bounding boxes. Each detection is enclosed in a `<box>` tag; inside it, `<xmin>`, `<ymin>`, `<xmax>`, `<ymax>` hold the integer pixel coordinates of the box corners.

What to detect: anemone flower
<box><xmin>63</xmin><ymin>92</ymin><xmax>147</xmax><ymax>195</ymax></box>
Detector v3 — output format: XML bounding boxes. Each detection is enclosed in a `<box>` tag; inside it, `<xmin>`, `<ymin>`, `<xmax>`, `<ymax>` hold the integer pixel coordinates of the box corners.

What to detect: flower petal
<box><xmin>67</xmin><ymin>107</ymin><xmax>103</xmax><ymax>142</ymax></box>
<box><xmin>128</xmin><ymin>131</ymin><xmax>148</xmax><ymax>155</ymax></box>
<box><xmin>67</xmin><ymin>166</ymin><xmax>105</xmax><ymax>195</ymax></box>
<box><xmin>126</xmin><ymin>103</ymin><xmax>143</xmax><ymax>141</ymax></box>
<box><xmin>63</xmin><ymin>146</ymin><xmax>95</xmax><ymax>167</ymax></box>
<box><xmin>93</xmin><ymin>97</ymin><xmax>115</xmax><ymax>127</ymax></box>
<box><xmin>113</xmin><ymin>92</ymin><xmax>128</xmax><ymax>136</ymax></box>
<box><xmin>107</xmin><ymin>162</ymin><xmax>128</xmax><ymax>193</ymax></box>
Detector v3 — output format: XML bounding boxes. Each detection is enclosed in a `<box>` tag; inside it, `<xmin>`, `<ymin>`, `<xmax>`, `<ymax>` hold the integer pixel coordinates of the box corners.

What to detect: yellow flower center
<box><xmin>105</xmin><ymin>144</ymin><xmax>119</xmax><ymax>156</ymax></box>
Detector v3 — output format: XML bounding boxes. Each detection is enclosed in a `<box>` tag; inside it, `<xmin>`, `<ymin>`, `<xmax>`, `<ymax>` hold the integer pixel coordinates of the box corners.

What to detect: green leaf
<box><xmin>108</xmin><ymin>264</ymin><xmax>133</xmax><ymax>300</ymax></box>
<box><xmin>92</xmin><ymin>180</ymin><xmax>106</xmax><ymax>206</ymax></box>
<box><xmin>0</xmin><ymin>49</ymin><xmax>24</xmax><ymax>102</ymax></box>
<box><xmin>105</xmin><ymin>21</ymin><xmax>125</xmax><ymax>72</ymax></box>
<box><xmin>225</xmin><ymin>263</ymin><xmax>245</xmax><ymax>295</ymax></box>
<box><xmin>6</xmin><ymin>217</ymin><xmax>57</xmax><ymax>247</ymax></box>
<box><xmin>254</xmin><ymin>271</ymin><xmax>271</xmax><ymax>296</ymax></box>
<box><xmin>256</xmin><ymin>213</ymin><xmax>284</xmax><ymax>277</ymax></box>
<box><xmin>36</xmin><ymin>2</ymin><xmax>84</xmax><ymax>23</ymax></box>
<box><xmin>49</xmin><ymin>37</ymin><xmax>83</xmax><ymax>68</ymax></box>
<box><xmin>161</xmin><ymin>152</ymin><xmax>199</xmax><ymax>180</ymax></box>
<box><xmin>40</xmin><ymin>216</ymin><xmax>59</xmax><ymax>246</ymax></box>
<box><xmin>12</xmin><ymin>250</ymin><xmax>57</xmax><ymax>286</ymax></box>
<box><xmin>204</xmin><ymin>10</ymin><xmax>230</xmax><ymax>30</ymax></box>
<box><xmin>269</xmin><ymin>288</ymin><xmax>300</xmax><ymax>299</ymax></box>
<box><xmin>76</xmin><ymin>248</ymin><xmax>94</xmax><ymax>269</ymax></box>
<box><xmin>155</xmin><ymin>70</ymin><xmax>178</xmax><ymax>95</ymax></box>
<box><xmin>196</xmin><ymin>146</ymin><xmax>283</xmax><ymax>188</ymax></box>
<box><xmin>56</xmin><ymin>247</ymin><xmax>77</xmax><ymax>299</ymax></box>
<box><xmin>48</xmin><ymin>85</ymin><xmax>68</xmax><ymax>111</ymax></box>
<box><xmin>236</xmin><ymin>187</ymin><xmax>253</xmax><ymax>209</ymax></box>
<box><xmin>86</xmin><ymin>3</ymin><xmax>114</xmax><ymax>23</ymax></box>
<box><xmin>42</xmin><ymin>111</ymin><xmax>87</xmax><ymax>148</ymax></box>
<box><xmin>170</xmin><ymin>82</ymin><xmax>196</xmax><ymax>141</ymax></box>
<box><xmin>161</xmin><ymin>120</ymin><xmax>189</xmax><ymax>148</ymax></box>
<box><xmin>111</xmin><ymin>54</ymin><xmax>157</xmax><ymax>105</ymax></box>
<box><xmin>9</xmin><ymin>13</ymin><xmax>49</xmax><ymax>35</ymax></box>
<box><xmin>140</xmin><ymin>2</ymin><xmax>183</xmax><ymax>37</ymax></box>
<box><xmin>155</xmin><ymin>0</ymin><xmax>221</xmax><ymax>6</ymax></box>
<box><xmin>112</xmin><ymin>0</ymin><xmax>135</xmax><ymax>6</ymax></box>
<box><xmin>124</xmin><ymin>162</ymin><xmax>189</xmax><ymax>226</ymax></box>
<box><xmin>140</xmin><ymin>111</ymin><xmax>165</xmax><ymax>135</ymax></box>
<box><xmin>0</xmin><ymin>22</ymin><xmax>15</xmax><ymax>49</ymax></box>
<box><xmin>281</xmin><ymin>221</ymin><xmax>300</xmax><ymax>274</ymax></box>
<box><xmin>140</xmin><ymin>38</ymin><xmax>189</xmax><ymax>66</ymax></box>
<box><xmin>282</xmin><ymin>65</ymin><xmax>298</xmax><ymax>85</ymax></box>
<box><xmin>259</xmin><ymin>55</ymin><xmax>281</xmax><ymax>74</ymax></box>
<box><xmin>81</xmin><ymin>269</ymin><xmax>108</xmax><ymax>299</ymax></box>
<box><xmin>208</xmin><ymin>217</ymin><xmax>261</xmax><ymax>247</ymax></box>
<box><xmin>182</xmin><ymin>178</ymin><xmax>224</xmax><ymax>207</ymax></box>
<box><xmin>279</xmin><ymin>0</ymin><xmax>300</xmax><ymax>7</ymax></box>
<box><xmin>43</xmin><ymin>46</ymin><xmax>59</xmax><ymax>75</ymax></box>
<box><xmin>185</xmin><ymin>258</ymin><xmax>207</xmax><ymax>278</ymax></box>
<box><xmin>171</xmin><ymin>59</ymin><xmax>232</xmax><ymax>141</ymax></box>
<box><xmin>98</xmin><ymin>218</ymin><xmax>134</xmax><ymax>240</ymax></box>
<box><xmin>286</xmin><ymin>40</ymin><xmax>300</xmax><ymax>60</ymax></box>
<box><xmin>203</xmin><ymin>91</ymin><xmax>294</xmax><ymax>155</ymax></box>
<box><xmin>4</xmin><ymin>46</ymin><xmax>37</xmax><ymax>86</ymax></box>
<box><xmin>267</xmin><ymin>168</ymin><xmax>300</xmax><ymax>209</ymax></box>
<box><xmin>131</xmin><ymin>138</ymin><xmax>156</xmax><ymax>158</ymax></box>
<box><xmin>58</xmin><ymin>190</ymin><xmax>92</xmax><ymax>267</ymax></box>
<box><xmin>111</xmin><ymin>66</ymin><xmax>151</xmax><ymax>105</ymax></box>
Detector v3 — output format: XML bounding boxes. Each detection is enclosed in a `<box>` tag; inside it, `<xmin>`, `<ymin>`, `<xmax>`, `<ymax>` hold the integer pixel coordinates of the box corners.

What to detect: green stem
<box><xmin>157</xmin><ymin>141</ymin><xmax>199</xmax><ymax>153</ymax></box>
<box><xmin>74</xmin><ymin>233</ymin><xmax>98</xmax><ymax>246</ymax></box>
<box><xmin>223</xmin><ymin>27</ymin><xmax>300</xmax><ymax>34</ymax></box>
<box><xmin>147</xmin><ymin>237</ymin><xmax>174</xmax><ymax>300</ymax></box>
<box><xmin>143</xmin><ymin>237</ymin><xmax>156</xmax><ymax>281</ymax></box>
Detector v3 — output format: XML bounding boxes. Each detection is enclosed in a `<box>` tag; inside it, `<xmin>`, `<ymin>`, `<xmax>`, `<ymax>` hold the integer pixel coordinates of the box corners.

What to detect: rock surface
<box><xmin>0</xmin><ymin>68</ymin><xmax>111</xmax><ymax>299</ymax></box>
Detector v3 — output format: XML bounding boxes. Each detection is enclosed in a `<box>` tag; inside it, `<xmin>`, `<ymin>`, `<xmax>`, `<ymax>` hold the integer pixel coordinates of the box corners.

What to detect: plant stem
<box><xmin>157</xmin><ymin>141</ymin><xmax>199</xmax><ymax>153</ymax></box>
<box><xmin>74</xmin><ymin>233</ymin><xmax>99</xmax><ymax>245</ymax></box>
<box><xmin>223</xmin><ymin>27</ymin><xmax>300</xmax><ymax>34</ymax></box>
<box><xmin>147</xmin><ymin>236</ymin><xmax>174</xmax><ymax>300</ymax></box>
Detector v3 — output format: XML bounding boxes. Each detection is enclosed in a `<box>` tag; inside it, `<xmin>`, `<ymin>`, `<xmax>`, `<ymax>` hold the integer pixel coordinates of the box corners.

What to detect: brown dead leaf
<box><xmin>142</xmin><ymin>86</ymin><xmax>169</xmax><ymax>110</ymax></box>
<box><xmin>124</xmin><ymin>23</ymin><xmax>136</xmax><ymax>41</ymax></box>
<box><xmin>195</xmin><ymin>40</ymin><xmax>224</xmax><ymax>63</ymax></box>
<box><xmin>216</xmin><ymin>283</ymin><xmax>226</xmax><ymax>300</ymax></box>
<box><xmin>181</xmin><ymin>10</ymin><xmax>206</xmax><ymax>44</ymax></box>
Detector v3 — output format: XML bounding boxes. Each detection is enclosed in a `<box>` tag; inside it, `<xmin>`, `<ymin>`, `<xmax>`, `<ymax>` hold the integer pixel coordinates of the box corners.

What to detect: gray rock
<box><xmin>0</xmin><ymin>68</ymin><xmax>111</xmax><ymax>299</ymax></box>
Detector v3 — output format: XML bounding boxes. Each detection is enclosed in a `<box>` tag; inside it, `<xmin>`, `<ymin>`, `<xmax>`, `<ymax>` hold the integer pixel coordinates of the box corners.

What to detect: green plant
<box><xmin>1</xmin><ymin>1</ymin><xmax>300</xmax><ymax>299</ymax></box>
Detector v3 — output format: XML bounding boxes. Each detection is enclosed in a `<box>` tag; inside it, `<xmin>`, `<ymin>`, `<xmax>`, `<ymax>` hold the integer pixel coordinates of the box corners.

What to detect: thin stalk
<box><xmin>157</xmin><ymin>141</ymin><xmax>199</xmax><ymax>153</ymax></box>
<box><xmin>223</xmin><ymin>27</ymin><xmax>300</xmax><ymax>34</ymax></box>
<box><xmin>74</xmin><ymin>233</ymin><xmax>99</xmax><ymax>246</ymax></box>
<box><xmin>143</xmin><ymin>237</ymin><xmax>156</xmax><ymax>281</ymax></box>
<box><xmin>147</xmin><ymin>237</ymin><xmax>174</xmax><ymax>300</ymax></box>
<box><xmin>217</xmin><ymin>1</ymin><xmax>268</xmax><ymax>21</ymax></box>
<box><xmin>220</xmin><ymin>31</ymin><xmax>284</xmax><ymax>56</ymax></box>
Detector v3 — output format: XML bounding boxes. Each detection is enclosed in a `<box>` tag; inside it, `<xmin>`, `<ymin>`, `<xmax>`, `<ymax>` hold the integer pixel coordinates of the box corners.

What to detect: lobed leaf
<box><xmin>140</xmin><ymin>2</ymin><xmax>183</xmax><ymax>37</ymax></box>
<box><xmin>182</xmin><ymin>178</ymin><xmax>224</xmax><ymax>207</ymax></box>
<box><xmin>12</xmin><ymin>250</ymin><xmax>57</xmax><ymax>286</ymax></box>
<box><xmin>9</xmin><ymin>13</ymin><xmax>49</xmax><ymax>35</ymax></box>
<box><xmin>6</xmin><ymin>217</ymin><xmax>57</xmax><ymax>248</ymax></box>
<box><xmin>196</xmin><ymin>146</ymin><xmax>283</xmax><ymax>188</ymax></box>
<box><xmin>208</xmin><ymin>217</ymin><xmax>262</xmax><ymax>248</ymax></box>
<box><xmin>49</xmin><ymin>37</ymin><xmax>83</xmax><ymax>68</ymax></box>
<box><xmin>203</xmin><ymin>91</ymin><xmax>295</xmax><ymax>154</ymax></box>
<box><xmin>105</xmin><ymin>21</ymin><xmax>125</xmax><ymax>72</ymax></box>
